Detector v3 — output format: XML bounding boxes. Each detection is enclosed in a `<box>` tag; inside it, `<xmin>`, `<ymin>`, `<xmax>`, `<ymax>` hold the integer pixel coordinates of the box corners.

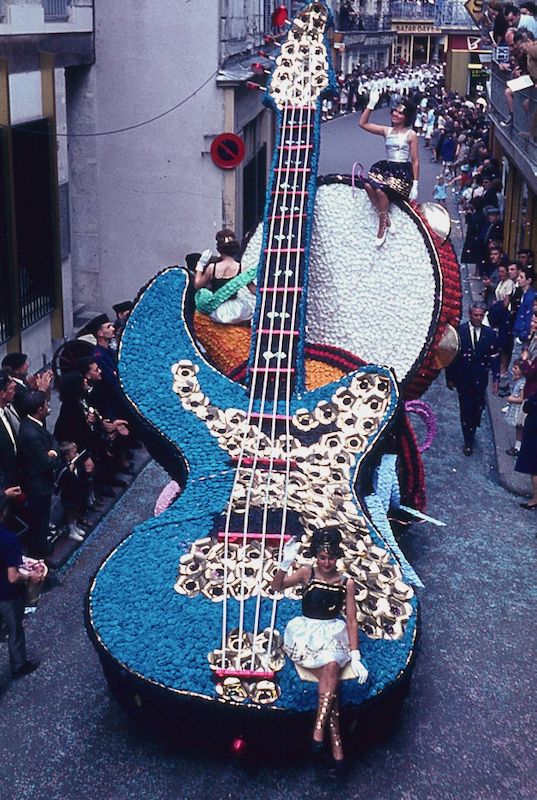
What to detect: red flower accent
<box><xmin>272</xmin><ymin>5</ymin><xmax>288</xmax><ymax>27</ymax></box>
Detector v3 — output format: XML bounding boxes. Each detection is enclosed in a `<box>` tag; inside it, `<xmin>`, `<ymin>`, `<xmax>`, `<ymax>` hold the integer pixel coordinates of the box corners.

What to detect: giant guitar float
<box><xmin>88</xmin><ymin>2</ymin><xmax>423</xmax><ymax>752</ymax></box>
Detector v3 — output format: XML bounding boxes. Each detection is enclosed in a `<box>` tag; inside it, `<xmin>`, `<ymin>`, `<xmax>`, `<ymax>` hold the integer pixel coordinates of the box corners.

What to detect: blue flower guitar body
<box><xmin>88</xmin><ymin>3</ymin><xmax>419</xmax><ymax>751</ymax></box>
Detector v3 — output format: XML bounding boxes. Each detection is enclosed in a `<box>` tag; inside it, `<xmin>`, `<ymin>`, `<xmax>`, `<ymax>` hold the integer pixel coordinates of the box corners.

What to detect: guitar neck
<box><xmin>249</xmin><ymin>104</ymin><xmax>321</xmax><ymax>401</ymax></box>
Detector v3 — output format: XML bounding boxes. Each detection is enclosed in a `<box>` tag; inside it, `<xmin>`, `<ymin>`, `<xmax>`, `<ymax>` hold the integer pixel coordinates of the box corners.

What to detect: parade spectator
<box><xmin>519</xmin><ymin>2</ymin><xmax>537</xmax><ymax>35</ymax></box>
<box><xmin>75</xmin><ymin>357</ymin><xmax>132</xmax><ymax>495</ymax></box>
<box><xmin>85</xmin><ymin>315</ymin><xmax>127</xmax><ymax>422</ymax></box>
<box><xmin>338</xmin><ymin>0</ymin><xmax>358</xmax><ymax>31</ymax></box>
<box><xmin>0</xmin><ymin>353</ymin><xmax>53</xmax><ymax>421</ymax></box>
<box><xmin>519</xmin><ymin>312</ymin><xmax>537</xmax><ymax>397</ymax></box>
<box><xmin>0</xmin><ymin>493</ymin><xmax>43</xmax><ymax>679</ymax></box>
<box><xmin>504</xmin><ymin>359</ymin><xmax>526</xmax><ymax>455</ymax></box>
<box><xmin>17</xmin><ymin>391</ymin><xmax>60</xmax><ymax>559</ymax></box>
<box><xmin>55</xmin><ymin>441</ymin><xmax>88</xmax><ymax>542</ymax></box>
<box><xmin>510</xmin><ymin>266</ymin><xmax>536</xmax><ymax>370</ymax></box>
<box><xmin>111</xmin><ymin>300</ymin><xmax>133</xmax><ymax>350</ymax></box>
<box><xmin>433</xmin><ymin>175</ymin><xmax>448</xmax><ymax>207</ymax></box>
<box><xmin>0</xmin><ymin>370</ymin><xmax>20</xmax><ymax>502</ymax></box>
<box><xmin>515</xmin><ymin>391</ymin><xmax>537</xmax><ymax>508</ymax></box>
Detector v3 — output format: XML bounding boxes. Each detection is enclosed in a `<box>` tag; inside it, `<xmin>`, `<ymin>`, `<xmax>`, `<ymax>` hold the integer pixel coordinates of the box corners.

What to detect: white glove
<box><xmin>195</xmin><ymin>249</ymin><xmax>213</xmax><ymax>272</ymax></box>
<box><xmin>367</xmin><ymin>89</ymin><xmax>380</xmax><ymax>110</ymax></box>
<box><xmin>409</xmin><ymin>180</ymin><xmax>419</xmax><ymax>202</ymax></box>
<box><xmin>350</xmin><ymin>650</ymin><xmax>368</xmax><ymax>684</ymax></box>
<box><xmin>278</xmin><ymin>538</ymin><xmax>300</xmax><ymax>572</ymax></box>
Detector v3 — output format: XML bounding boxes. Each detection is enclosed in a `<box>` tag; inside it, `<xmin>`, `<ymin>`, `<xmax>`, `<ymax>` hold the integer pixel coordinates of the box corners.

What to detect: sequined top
<box><xmin>302</xmin><ymin>575</ymin><xmax>346</xmax><ymax>620</ymax></box>
<box><xmin>384</xmin><ymin>128</ymin><xmax>411</xmax><ymax>163</ymax></box>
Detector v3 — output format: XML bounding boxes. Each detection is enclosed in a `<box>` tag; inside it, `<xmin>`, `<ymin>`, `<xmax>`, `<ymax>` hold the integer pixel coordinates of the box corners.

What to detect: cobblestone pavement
<box><xmin>0</xmin><ymin>112</ymin><xmax>535</xmax><ymax>800</ymax></box>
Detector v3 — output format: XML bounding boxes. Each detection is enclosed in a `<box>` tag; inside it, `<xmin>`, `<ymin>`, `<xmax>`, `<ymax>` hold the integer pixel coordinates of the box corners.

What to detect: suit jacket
<box><xmin>91</xmin><ymin>345</ymin><xmax>126</xmax><ymax>420</ymax></box>
<box><xmin>446</xmin><ymin>322</ymin><xmax>500</xmax><ymax>393</ymax></box>
<box><xmin>17</xmin><ymin>417</ymin><xmax>59</xmax><ymax>496</ymax></box>
<box><xmin>12</xmin><ymin>378</ymin><xmax>28</xmax><ymax>419</ymax></box>
<box><xmin>0</xmin><ymin>411</ymin><xmax>18</xmax><ymax>491</ymax></box>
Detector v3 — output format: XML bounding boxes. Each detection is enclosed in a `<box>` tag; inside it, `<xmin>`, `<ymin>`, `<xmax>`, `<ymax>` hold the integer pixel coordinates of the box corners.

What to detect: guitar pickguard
<box><xmin>172</xmin><ymin>359</ymin><xmax>414</xmax><ymax>642</ymax></box>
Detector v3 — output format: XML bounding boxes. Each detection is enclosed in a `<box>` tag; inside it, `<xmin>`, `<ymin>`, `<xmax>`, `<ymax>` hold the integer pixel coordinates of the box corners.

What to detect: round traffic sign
<box><xmin>210</xmin><ymin>132</ymin><xmax>245</xmax><ymax>170</ymax></box>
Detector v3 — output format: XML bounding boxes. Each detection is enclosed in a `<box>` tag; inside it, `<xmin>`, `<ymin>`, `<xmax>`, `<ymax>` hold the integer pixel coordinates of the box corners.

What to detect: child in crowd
<box><xmin>56</xmin><ymin>441</ymin><xmax>89</xmax><ymax>542</ymax></box>
<box><xmin>433</xmin><ymin>175</ymin><xmax>448</xmax><ymax>207</ymax></box>
<box><xmin>504</xmin><ymin>360</ymin><xmax>526</xmax><ymax>456</ymax></box>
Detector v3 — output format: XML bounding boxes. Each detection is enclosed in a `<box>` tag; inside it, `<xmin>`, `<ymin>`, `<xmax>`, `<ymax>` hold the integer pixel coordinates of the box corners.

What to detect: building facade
<box><xmin>333</xmin><ymin>0</ymin><xmax>395</xmax><ymax>72</ymax></box>
<box><xmin>489</xmin><ymin>61</ymin><xmax>537</xmax><ymax>259</ymax></box>
<box><xmin>0</xmin><ymin>0</ymin><xmax>279</xmax><ymax>363</ymax></box>
<box><xmin>65</xmin><ymin>0</ymin><xmax>279</xmax><ymax>331</ymax></box>
<box><xmin>0</xmin><ymin>0</ymin><xmax>93</xmax><ymax>366</ymax></box>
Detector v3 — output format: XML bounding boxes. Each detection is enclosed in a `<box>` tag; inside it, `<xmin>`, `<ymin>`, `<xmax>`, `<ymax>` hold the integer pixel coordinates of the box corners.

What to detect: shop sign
<box><xmin>464</xmin><ymin>0</ymin><xmax>484</xmax><ymax>26</ymax></box>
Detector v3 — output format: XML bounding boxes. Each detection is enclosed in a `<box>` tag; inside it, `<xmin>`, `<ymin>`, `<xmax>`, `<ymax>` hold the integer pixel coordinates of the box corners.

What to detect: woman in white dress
<box><xmin>272</xmin><ymin>528</ymin><xmax>368</xmax><ymax>768</ymax></box>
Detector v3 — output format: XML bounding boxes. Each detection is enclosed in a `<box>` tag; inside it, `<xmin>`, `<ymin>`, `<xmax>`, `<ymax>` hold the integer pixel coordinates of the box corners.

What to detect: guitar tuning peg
<box><xmin>263</xmin><ymin>35</ymin><xmax>282</xmax><ymax>47</ymax></box>
<box><xmin>251</xmin><ymin>62</ymin><xmax>270</xmax><ymax>76</ymax></box>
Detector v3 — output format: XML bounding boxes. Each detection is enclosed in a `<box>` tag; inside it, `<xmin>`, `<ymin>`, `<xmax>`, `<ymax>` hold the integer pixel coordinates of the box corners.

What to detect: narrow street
<box><xmin>1</xmin><ymin>113</ymin><xmax>535</xmax><ymax>800</ymax></box>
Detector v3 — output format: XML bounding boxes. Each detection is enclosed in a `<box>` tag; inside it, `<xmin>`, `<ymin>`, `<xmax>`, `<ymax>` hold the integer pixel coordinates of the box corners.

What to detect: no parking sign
<box><xmin>210</xmin><ymin>132</ymin><xmax>245</xmax><ymax>170</ymax></box>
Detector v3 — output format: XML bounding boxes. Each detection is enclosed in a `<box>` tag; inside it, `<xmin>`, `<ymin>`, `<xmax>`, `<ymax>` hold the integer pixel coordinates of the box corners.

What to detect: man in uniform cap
<box><xmin>112</xmin><ymin>301</ymin><xmax>134</xmax><ymax>348</ymax></box>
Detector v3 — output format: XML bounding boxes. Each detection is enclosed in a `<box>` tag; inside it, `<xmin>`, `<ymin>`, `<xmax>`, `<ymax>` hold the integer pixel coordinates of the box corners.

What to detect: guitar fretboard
<box><xmin>249</xmin><ymin>108</ymin><xmax>318</xmax><ymax>401</ymax></box>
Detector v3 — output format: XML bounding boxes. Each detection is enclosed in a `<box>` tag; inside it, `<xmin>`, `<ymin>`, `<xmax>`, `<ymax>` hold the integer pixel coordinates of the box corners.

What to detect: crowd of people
<box><xmin>0</xmin><ymin>301</ymin><xmax>140</xmax><ymax>679</ymax></box>
<box><xmin>323</xmin><ymin>63</ymin><xmax>444</xmax><ymax>120</ymax></box>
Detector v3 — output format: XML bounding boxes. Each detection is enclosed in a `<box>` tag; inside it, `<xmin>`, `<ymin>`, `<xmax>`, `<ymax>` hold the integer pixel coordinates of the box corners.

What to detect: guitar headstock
<box><xmin>267</xmin><ymin>2</ymin><xmax>335</xmax><ymax>110</ymax></box>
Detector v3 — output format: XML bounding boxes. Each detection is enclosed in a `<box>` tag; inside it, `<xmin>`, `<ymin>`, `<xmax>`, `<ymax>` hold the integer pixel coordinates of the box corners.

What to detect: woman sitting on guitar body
<box><xmin>272</xmin><ymin>528</ymin><xmax>368</xmax><ymax>768</ymax></box>
<box><xmin>193</xmin><ymin>229</ymin><xmax>256</xmax><ymax>325</ymax></box>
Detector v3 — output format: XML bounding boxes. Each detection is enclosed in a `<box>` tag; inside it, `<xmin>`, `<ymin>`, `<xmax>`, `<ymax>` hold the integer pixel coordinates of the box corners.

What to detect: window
<box><xmin>43</xmin><ymin>0</ymin><xmax>70</xmax><ymax>22</ymax></box>
<box><xmin>12</xmin><ymin>119</ymin><xmax>57</xmax><ymax>329</ymax></box>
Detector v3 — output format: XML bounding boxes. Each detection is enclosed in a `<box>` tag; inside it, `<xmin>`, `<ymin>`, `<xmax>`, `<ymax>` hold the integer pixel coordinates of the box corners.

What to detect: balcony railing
<box><xmin>43</xmin><ymin>0</ymin><xmax>70</xmax><ymax>21</ymax></box>
<box><xmin>337</xmin><ymin>14</ymin><xmax>391</xmax><ymax>32</ymax></box>
<box><xmin>490</xmin><ymin>62</ymin><xmax>537</xmax><ymax>167</ymax></box>
<box><xmin>391</xmin><ymin>1</ymin><xmax>436</xmax><ymax>20</ymax></box>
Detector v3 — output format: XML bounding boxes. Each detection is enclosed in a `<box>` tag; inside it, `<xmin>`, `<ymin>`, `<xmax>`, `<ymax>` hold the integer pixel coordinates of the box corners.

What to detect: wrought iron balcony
<box><xmin>490</xmin><ymin>61</ymin><xmax>537</xmax><ymax>169</ymax></box>
<box><xmin>391</xmin><ymin>1</ymin><xmax>436</xmax><ymax>20</ymax></box>
<box><xmin>43</xmin><ymin>0</ymin><xmax>70</xmax><ymax>21</ymax></box>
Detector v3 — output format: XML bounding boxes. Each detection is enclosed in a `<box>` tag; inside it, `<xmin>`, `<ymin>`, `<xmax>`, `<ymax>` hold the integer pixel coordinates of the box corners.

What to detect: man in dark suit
<box><xmin>446</xmin><ymin>302</ymin><xmax>500</xmax><ymax>455</ymax></box>
<box><xmin>1</xmin><ymin>352</ymin><xmax>53</xmax><ymax>421</ymax></box>
<box><xmin>0</xmin><ymin>370</ymin><xmax>19</xmax><ymax>494</ymax></box>
<box><xmin>17</xmin><ymin>391</ymin><xmax>60</xmax><ymax>558</ymax></box>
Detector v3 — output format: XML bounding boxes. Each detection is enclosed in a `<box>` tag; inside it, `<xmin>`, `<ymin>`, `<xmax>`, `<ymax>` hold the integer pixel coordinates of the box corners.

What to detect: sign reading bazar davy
<box><xmin>464</xmin><ymin>0</ymin><xmax>484</xmax><ymax>26</ymax></box>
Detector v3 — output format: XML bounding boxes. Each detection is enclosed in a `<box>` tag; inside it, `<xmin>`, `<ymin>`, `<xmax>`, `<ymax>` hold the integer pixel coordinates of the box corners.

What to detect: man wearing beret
<box><xmin>85</xmin><ymin>314</ymin><xmax>126</xmax><ymax>421</ymax></box>
<box><xmin>112</xmin><ymin>301</ymin><xmax>133</xmax><ymax>349</ymax></box>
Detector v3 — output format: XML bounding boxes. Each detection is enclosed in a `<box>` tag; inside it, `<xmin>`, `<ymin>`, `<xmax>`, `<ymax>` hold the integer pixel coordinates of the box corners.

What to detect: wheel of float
<box><xmin>52</xmin><ymin>338</ymin><xmax>95</xmax><ymax>377</ymax></box>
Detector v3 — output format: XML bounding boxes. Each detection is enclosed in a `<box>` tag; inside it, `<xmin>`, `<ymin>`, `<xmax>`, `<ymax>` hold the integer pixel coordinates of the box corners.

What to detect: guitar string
<box><xmin>248</xmin><ymin>99</ymin><xmax>313</xmax><ymax>670</ymax></box>
<box><xmin>218</xmin><ymin>99</ymin><xmax>294</xmax><ymax>669</ymax></box>
<box><xmin>218</xmin><ymin>18</ymin><xmax>324</xmax><ymax>674</ymax></box>
<box><xmin>232</xmin><ymin>98</ymin><xmax>300</xmax><ymax>669</ymax></box>
<box><xmin>248</xmin><ymin>42</ymin><xmax>321</xmax><ymax>668</ymax></box>
<box><xmin>234</xmin><ymin>43</ymin><xmax>321</xmax><ymax>672</ymax></box>
<box><xmin>264</xmin><ymin>97</ymin><xmax>314</xmax><ymax>665</ymax></box>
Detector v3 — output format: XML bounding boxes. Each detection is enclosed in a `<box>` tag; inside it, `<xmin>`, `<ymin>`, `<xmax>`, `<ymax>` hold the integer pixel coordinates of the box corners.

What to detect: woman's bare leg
<box><xmin>375</xmin><ymin>187</ymin><xmax>390</xmax><ymax>238</ymax></box>
<box><xmin>363</xmin><ymin>181</ymin><xmax>378</xmax><ymax>210</ymax></box>
<box><xmin>310</xmin><ymin>662</ymin><xmax>341</xmax><ymax>745</ymax></box>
